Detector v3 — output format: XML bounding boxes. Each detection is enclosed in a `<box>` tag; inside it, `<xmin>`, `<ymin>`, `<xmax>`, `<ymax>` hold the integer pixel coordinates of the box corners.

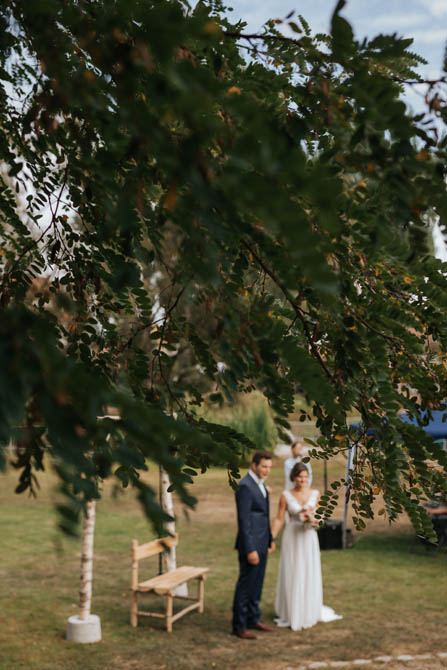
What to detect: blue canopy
<box><xmin>350</xmin><ymin>410</ymin><xmax>447</xmax><ymax>440</ymax></box>
<box><xmin>398</xmin><ymin>410</ymin><xmax>447</xmax><ymax>440</ymax></box>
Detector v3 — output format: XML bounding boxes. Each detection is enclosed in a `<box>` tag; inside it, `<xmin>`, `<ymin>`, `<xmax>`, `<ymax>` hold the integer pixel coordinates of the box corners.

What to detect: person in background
<box><xmin>284</xmin><ymin>438</ymin><xmax>312</xmax><ymax>490</ymax></box>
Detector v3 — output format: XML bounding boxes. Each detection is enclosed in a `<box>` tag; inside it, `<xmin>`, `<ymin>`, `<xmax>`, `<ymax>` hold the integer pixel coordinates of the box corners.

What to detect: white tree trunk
<box><xmin>160</xmin><ymin>468</ymin><xmax>188</xmax><ymax>596</ymax></box>
<box><xmin>79</xmin><ymin>499</ymin><xmax>96</xmax><ymax>620</ymax></box>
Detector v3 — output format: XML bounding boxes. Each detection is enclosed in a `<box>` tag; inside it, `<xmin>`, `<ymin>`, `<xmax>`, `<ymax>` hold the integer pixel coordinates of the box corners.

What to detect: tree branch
<box><xmin>241</xmin><ymin>238</ymin><xmax>334</xmax><ymax>383</ymax></box>
<box><xmin>3</xmin><ymin>168</ymin><xmax>68</xmax><ymax>280</ymax></box>
<box><xmin>122</xmin><ymin>284</ymin><xmax>187</xmax><ymax>354</ymax></box>
<box><xmin>223</xmin><ymin>30</ymin><xmax>305</xmax><ymax>49</ymax></box>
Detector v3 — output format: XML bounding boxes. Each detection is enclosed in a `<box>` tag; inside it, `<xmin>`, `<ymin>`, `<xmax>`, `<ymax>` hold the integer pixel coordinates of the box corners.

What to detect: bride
<box><xmin>272</xmin><ymin>462</ymin><xmax>342</xmax><ymax>631</ymax></box>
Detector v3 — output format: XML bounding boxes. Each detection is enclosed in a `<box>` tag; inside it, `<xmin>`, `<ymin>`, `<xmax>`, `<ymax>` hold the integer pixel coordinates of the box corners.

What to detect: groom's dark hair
<box><xmin>252</xmin><ymin>450</ymin><xmax>272</xmax><ymax>465</ymax></box>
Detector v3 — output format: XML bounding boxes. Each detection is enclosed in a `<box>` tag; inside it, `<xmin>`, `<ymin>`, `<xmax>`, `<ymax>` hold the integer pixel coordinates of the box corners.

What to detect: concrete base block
<box><xmin>66</xmin><ymin>614</ymin><xmax>102</xmax><ymax>643</ymax></box>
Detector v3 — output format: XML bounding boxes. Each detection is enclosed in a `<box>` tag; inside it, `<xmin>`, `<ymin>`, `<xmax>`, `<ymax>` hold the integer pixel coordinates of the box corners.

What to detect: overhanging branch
<box><xmin>241</xmin><ymin>237</ymin><xmax>334</xmax><ymax>383</ymax></box>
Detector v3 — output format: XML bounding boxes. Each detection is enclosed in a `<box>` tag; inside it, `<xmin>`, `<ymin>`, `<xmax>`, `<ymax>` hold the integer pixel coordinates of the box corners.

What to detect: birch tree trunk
<box><xmin>79</xmin><ymin>499</ymin><xmax>96</xmax><ymax>620</ymax></box>
<box><xmin>160</xmin><ymin>467</ymin><xmax>188</xmax><ymax>596</ymax></box>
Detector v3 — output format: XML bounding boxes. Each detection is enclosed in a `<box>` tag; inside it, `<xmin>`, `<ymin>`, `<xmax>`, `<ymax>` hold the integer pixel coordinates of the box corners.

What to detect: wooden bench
<box><xmin>130</xmin><ymin>534</ymin><xmax>209</xmax><ymax>632</ymax></box>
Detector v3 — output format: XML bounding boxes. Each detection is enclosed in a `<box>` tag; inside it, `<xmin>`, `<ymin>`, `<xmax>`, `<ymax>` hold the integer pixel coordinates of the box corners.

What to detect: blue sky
<box><xmin>220</xmin><ymin>1</ymin><xmax>447</xmax><ymax>256</ymax></box>
<box><xmin>225</xmin><ymin>0</ymin><xmax>446</xmax><ymax>75</ymax></box>
<box><xmin>224</xmin><ymin>0</ymin><xmax>447</xmax><ymax>114</ymax></box>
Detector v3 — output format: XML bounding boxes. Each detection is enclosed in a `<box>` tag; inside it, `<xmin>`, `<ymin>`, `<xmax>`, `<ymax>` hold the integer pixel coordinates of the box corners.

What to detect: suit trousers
<box><xmin>232</xmin><ymin>551</ymin><xmax>268</xmax><ymax>631</ymax></box>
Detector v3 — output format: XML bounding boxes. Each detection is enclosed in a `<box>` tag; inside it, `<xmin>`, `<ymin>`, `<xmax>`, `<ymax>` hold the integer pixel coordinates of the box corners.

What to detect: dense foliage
<box><xmin>1</xmin><ymin>0</ymin><xmax>447</xmax><ymax>537</ymax></box>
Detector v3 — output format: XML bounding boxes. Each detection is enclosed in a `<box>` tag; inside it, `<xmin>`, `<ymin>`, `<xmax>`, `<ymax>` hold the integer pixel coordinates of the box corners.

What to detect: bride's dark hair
<box><xmin>290</xmin><ymin>461</ymin><xmax>309</xmax><ymax>483</ymax></box>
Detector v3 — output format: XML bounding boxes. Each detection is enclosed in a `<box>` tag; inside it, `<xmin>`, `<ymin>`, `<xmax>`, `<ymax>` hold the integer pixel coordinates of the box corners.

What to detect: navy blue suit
<box><xmin>232</xmin><ymin>472</ymin><xmax>273</xmax><ymax>631</ymax></box>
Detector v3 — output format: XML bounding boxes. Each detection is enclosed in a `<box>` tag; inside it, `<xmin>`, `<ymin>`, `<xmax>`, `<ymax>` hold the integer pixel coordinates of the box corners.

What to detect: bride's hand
<box><xmin>247</xmin><ymin>550</ymin><xmax>260</xmax><ymax>565</ymax></box>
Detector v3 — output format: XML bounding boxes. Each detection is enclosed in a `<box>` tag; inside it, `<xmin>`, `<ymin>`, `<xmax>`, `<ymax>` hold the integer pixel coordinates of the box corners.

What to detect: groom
<box><xmin>232</xmin><ymin>451</ymin><xmax>276</xmax><ymax>639</ymax></box>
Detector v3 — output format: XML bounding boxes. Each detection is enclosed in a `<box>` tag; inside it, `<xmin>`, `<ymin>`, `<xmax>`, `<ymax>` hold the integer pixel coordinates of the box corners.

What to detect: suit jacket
<box><xmin>234</xmin><ymin>473</ymin><xmax>273</xmax><ymax>556</ymax></box>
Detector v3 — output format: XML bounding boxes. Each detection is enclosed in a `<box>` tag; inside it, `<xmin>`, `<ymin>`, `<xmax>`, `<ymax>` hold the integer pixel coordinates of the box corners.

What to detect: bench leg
<box><xmin>130</xmin><ymin>591</ymin><xmax>138</xmax><ymax>627</ymax></box>
<box><xmin>198</xmin><ymin>577</ymin><xmax>204</xmax><ymax>614</ymax></box>
<box><xmin>166</xmin><ymin>593</ymin><xmax>173</xmax><ymax>633</ymax></box>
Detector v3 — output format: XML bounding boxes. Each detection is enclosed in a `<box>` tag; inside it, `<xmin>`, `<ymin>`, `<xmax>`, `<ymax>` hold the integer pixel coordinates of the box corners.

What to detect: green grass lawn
<box><xmin>0</xmin><ymin>457</ymin><xmax>446</xmax><ymax>670</ymax></box>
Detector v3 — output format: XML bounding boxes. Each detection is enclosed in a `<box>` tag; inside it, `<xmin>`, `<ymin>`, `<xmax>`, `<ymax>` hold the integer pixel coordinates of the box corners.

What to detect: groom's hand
<box><xmin>247</xmin><ymin>550</ymin><xmax>260</xmax><ymax>565</ymax></box>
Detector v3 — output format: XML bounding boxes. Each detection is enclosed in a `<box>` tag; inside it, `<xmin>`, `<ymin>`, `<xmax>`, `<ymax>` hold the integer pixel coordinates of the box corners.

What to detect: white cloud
<box><xmin>366</xmin><ymin>12</ymin><xmax>429</xmax><ymax>30</ymax></box>
<box><xmin>409</xmin><ymin>27</ymin><xmax>447</xmax><ymax>43</ymax></box>
<box><xmin>418</xmin><ymin>0</ymin><xmax>447</xmax><ymax>17</ymax></box>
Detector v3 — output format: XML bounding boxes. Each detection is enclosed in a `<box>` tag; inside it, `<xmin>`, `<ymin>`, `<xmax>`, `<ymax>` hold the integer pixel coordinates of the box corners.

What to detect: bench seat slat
<box><xmin>137</xmin><ymin>566</ymin><xmax>209</xmax><ymax>594</ymax></box>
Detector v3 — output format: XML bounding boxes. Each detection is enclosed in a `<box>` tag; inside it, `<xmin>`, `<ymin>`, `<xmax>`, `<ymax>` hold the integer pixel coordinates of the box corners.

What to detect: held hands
<box><xmin>247</xmin><ymin>550</ymin><xmax>260</xmax><ymax>565</ymax></box>
<box><xmin>247</xmin><ymin>540</ymin><xmax>276</xmax><ymax>563</ymax></box>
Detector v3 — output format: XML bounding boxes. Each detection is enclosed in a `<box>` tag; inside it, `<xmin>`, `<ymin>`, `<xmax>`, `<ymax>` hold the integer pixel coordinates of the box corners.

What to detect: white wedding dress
<box><xmin>274</xmin><ymin>489</ymin><xmax>342</xmax><ymax>631</ymax></box>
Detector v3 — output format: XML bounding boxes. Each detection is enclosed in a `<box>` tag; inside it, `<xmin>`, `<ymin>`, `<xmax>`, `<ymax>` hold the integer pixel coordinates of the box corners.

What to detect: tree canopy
<box><xmin>1</xmin><ymin>0</ymin><xmax>447</xmax><ymax>537</ymax></box>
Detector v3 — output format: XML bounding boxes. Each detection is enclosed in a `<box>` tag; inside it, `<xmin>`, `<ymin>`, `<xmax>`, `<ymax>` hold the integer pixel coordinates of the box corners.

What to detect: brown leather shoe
<box><xmin>250</xmin><ymin>621</ymin><xmax>275</xmax><ymax>632</ymax></box>
<box><xmin>233</xmin><ymin>628</ymin><xmax>258</xmax><ymax>639</ymax></box>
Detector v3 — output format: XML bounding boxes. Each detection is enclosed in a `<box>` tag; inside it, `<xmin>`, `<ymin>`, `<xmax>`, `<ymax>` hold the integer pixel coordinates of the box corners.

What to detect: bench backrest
<box><xmin>131</xmin><ymin>534</ymin><xmax>178</xmax><ymax>587</ymax></box>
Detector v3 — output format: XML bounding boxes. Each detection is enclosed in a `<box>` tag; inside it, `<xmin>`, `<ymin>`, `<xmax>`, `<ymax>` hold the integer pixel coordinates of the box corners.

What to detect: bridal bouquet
<box><xmin>299</xmin><ymin>509</ymin><xmax>319</xmax><ymax>528</ymax></box>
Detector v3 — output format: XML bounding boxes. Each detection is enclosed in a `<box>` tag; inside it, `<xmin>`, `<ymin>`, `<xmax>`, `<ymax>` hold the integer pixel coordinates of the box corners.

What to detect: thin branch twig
<box><xmin>241</xmin><ymin>238</ymin><xmax>334</xmax><ymax>382</ymax></box>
